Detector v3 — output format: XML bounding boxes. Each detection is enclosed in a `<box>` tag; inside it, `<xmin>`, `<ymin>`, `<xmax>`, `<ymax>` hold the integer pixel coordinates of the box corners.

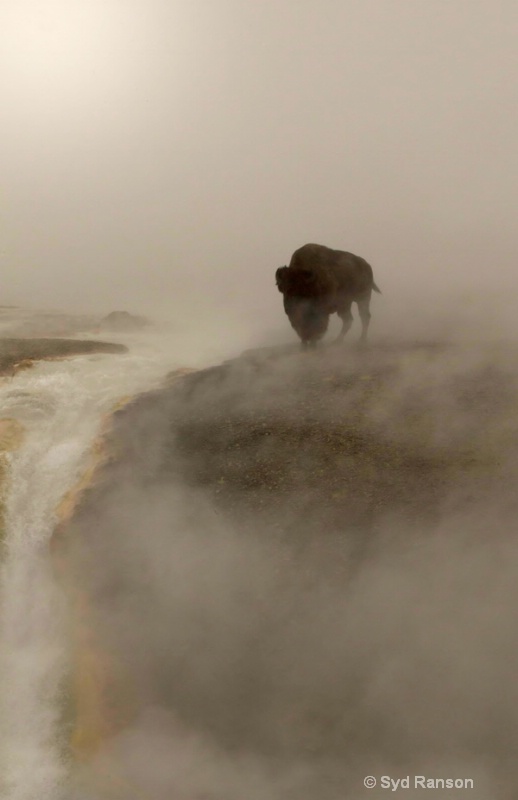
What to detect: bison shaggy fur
<box><xmin>275</xmin><ymin>243</ymin><xmax>381</xmax><ymax>347</ymax></box>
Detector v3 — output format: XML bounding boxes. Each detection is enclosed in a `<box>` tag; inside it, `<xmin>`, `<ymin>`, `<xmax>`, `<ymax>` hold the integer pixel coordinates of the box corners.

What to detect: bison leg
<box><xmin>336</xmin><ymin>302</ymin><xmax>353</xmax><ymax>342</ymax></box>
<box><xmin>357</xmin><ymin>294</ymin><xmax>372</xmax><ymax>344</ymax></box>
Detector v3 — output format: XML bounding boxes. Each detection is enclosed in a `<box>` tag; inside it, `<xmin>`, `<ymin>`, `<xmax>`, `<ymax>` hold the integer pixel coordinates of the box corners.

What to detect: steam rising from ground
<box><xmin>0</xmin><ymin>324</ymin><xmax>235</xmax><ymax>800</ymax></box>
<box><xmin>2</xmin><ymin>0</ymin><xmax>518</xmax><ymax>794</ymax></box>
<box><xmin>66</xmin><ymin>332</ymin><xmax>518</xmax><ymax>800</ymax></box>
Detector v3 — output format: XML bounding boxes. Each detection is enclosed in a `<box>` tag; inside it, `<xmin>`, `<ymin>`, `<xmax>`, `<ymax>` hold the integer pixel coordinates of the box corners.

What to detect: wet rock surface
<box><xmin>101</xmin><ymin>340</ymin><xmax>513</xmax><ymax>547</ymax></box>
<box><xmin>65</xmin><ymin>340</ymin><xmax>518</xmax><ymax>798</ymax></box>
<box><xmin>0</xmin><ymin>338</ymin><xmax>127</xmax><ymax>375</ymax></box>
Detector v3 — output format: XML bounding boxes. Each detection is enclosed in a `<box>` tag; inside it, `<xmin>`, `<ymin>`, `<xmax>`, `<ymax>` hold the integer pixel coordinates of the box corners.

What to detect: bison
<box><xmin>275</xmin><ymin>243</ymin><xmax>381</xmax><ymax>347</ymax></box>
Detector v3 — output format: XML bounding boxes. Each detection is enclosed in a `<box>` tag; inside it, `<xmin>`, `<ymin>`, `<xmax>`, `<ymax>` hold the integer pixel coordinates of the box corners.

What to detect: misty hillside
<box><xmin>63</xmin><ymin>340</ymin><xmax>518</xmax><ymax>799</ymax></box>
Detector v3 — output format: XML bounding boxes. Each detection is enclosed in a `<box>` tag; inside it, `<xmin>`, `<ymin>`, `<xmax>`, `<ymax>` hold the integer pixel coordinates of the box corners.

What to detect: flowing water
<box><xmin>0</xmin><ymin>334</ymin><xmax>195</xmax><ymax>800</ymax></box>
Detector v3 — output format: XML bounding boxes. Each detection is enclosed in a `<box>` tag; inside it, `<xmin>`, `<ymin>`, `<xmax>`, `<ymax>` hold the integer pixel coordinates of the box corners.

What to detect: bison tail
<box><xmin>372</xmin><ymin>281</ymin><xmax>382</xmax><ymax>294</ymax></box>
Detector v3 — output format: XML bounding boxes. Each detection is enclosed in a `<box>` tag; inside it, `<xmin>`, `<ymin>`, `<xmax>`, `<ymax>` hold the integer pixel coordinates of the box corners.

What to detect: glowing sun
<box><xmin>1</xmin><ymin>1</ymin><xmax>141</xmax><ymax>106</ymax></box>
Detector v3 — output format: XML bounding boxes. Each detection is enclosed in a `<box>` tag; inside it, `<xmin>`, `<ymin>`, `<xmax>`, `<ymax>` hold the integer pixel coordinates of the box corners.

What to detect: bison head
<box><xmin>276</xmin><ymin>264</ymin><xmax>332</xmax><ymax>343</ymax></box>
<box><xmin>283</xmin><ymin>296</ymin><xmax>330</xmax><ymax>343</ymax></box>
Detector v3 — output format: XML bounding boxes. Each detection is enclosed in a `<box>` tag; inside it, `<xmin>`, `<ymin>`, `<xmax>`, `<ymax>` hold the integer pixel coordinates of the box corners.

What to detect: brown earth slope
<box><xmin>79</xmin><ymin>340</ymin><xmax>514</xmax><ymax>549</ymax></box>
<box><xmin>64</xmin><ymin>341</ymin><xmax>518</xmax><ymax>799</ymax></box>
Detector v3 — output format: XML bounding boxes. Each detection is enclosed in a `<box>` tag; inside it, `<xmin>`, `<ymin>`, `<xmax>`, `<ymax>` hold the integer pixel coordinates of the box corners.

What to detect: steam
<box><xmin>2</xmin><ymin>0</ymin><xmax>517</xmax><ymax>329</ymax></box>
<box><xmin>1</xmin><ymin>1</ymin><xmax>518</xmax><ymax>797</ymax></box>
<box><xmin>64</xmin><ymin>336</ymin><xmax>518</xmax><ymax>799</ymax></box>
<box><xmin>0</xmin><ymin>333</ymin><xmax>208</xmax><ymax>800</ymax></box>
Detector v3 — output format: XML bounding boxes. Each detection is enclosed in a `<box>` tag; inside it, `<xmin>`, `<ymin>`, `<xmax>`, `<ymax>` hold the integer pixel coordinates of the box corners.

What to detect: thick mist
<box><xmin>61</xmin><ymin>333</ymin><xmax>518</xmax><ymax>799</ymax></box>
<box><xmin>2</xmin><ymin>1</ymin><xmax>518</xmax><ymax>798</ymax></box>
<box><xmin>2</xmin><ymin>0</ymin><xmax>518</xmax><ymax>340</ymax></box>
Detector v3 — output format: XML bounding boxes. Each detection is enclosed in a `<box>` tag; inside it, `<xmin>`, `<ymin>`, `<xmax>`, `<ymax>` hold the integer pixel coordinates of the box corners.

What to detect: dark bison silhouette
<box><xmin>275</xmin><ymin>243</ymin><xmax>381</xmax><ymax>347</ymax></box>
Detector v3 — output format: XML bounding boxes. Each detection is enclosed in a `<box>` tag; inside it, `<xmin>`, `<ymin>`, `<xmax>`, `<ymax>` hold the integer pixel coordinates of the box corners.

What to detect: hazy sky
<box><xmin>2</xmin><ymin>0</ymin><xmax>517</xmax><ymax>329</ymax></box>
